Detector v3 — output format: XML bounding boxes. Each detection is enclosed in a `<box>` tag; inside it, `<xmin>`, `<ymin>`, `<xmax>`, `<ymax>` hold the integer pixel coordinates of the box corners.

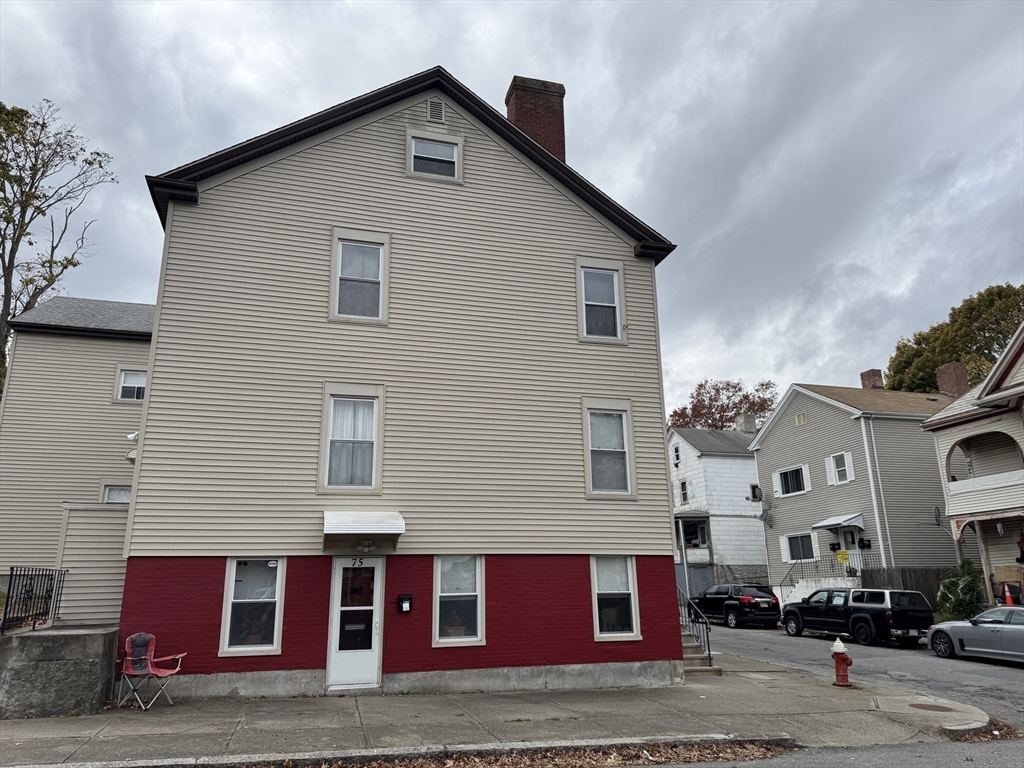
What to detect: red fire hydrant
<box><xmin>831</xmin><ymin>638</ymin><xmax>853</xmax><ymax>687</ymax></box>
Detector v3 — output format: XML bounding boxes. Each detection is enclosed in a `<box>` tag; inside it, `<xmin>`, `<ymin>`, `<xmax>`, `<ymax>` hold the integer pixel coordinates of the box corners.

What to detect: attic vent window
<box><xmin>427</xmin><ymin>100</ymin><xmax>445</xmax><ymax>122</ymax></box>
<box><xmin>795</xmin><ymin>413</ymin><xmax>807</xmax><ymax>426</ymax></box>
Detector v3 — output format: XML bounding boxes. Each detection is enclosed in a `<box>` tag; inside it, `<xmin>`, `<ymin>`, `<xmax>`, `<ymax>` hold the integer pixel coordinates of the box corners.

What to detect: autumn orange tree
<box><xmin>668</xmin><ymin>378</ymin><xmax>778</xmax><ymax>430</ymax></box>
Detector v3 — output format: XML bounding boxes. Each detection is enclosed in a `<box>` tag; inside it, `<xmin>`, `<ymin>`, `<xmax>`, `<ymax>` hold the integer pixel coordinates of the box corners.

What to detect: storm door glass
<box><xmin>338</xmin><ymin>566</ymin><xmax>376</xmax><ymax>651</ymax></box>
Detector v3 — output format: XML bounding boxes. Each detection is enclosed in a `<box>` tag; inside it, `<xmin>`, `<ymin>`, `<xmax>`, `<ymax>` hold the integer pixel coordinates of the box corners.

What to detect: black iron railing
<box><xmin>778</xmin><ymin>550</ymin><xmax>885</xmax><ymax>586</ymax></box>
<box><xmin>0</xmin><ymin>567</ymin><xmax>68</xmax><ymax>635</ymax></box>
<box><xmin>678</xmin><ymin>586</ymin><xmax>712</xmax><ymax>665</ymax></box>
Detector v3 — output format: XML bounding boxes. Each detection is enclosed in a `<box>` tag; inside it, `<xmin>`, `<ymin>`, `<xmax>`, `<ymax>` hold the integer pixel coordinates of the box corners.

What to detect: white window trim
<box><xmin>590</xmin><ymin>555</ymin><xmax>642</xmax><ymax>642</ymax></box>
<box><xmin>112</xmin><ymin>364</ymin><xmax>147</xmax><ymax>404</ymax></box>
<box><xmin>432</xmin><ymin>555</ymin><xmax>486</xmax><ymax>648</ymax></box>
<box><xmin>406</xmin><ymin>126</ymin><xmax>464</xmax><ymax>183</ymax></box>
<box><xmin>772</xmin><ymin>464</ymin><xmax>811</xmax><ymax>497</ymax></box>
<box><xmin>329</xmin><ymin>226</ymin><xmax>390</xmax><ymax>326</ymax></box>
<box><xmin>318</xmin><ymin>382</ymin><xmax>385</xmax><ymax>494</ymax></box>
<box><xmin>575</xmin><ymin>255</ymin><xmax>627</xmax><ymax>344</ymax></box>
<box><xmin>219</xmin><ymin>557</ymin><xmax>287</xmax><ymax>657</ymax></box>
<box><xmin>780</xmin><ymin>531</ymin><xmax>819</xmax><ymax>563</ymax></box>
<box><xmin>672</xmin><ymin>444</ymin><xmax>681</xmax><ymax>467</ymax></box>
<box><xmin>581</xmin><ymin>396</ymin><xmax>637</xmax><ymax>500</ymax></box>
<box><xmin>826</xmin><ymin>451</ymin><xmax>855</xmax><ymax>486</ymax></box>
<box><xmin>679</xmin><ymin>480</ymin><xmax>689</xmax><ymax>505</ymax></box>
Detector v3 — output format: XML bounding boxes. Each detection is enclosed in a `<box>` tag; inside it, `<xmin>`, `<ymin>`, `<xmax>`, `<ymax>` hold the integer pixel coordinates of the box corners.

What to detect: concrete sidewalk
<box><xmin>0</xmin><ymin>654</ymin><xmax>989</xmax><ymax>767</ymax></box>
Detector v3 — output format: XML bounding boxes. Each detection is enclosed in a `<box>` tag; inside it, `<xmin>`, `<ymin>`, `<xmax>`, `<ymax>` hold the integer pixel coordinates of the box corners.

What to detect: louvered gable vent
<box><xmin>427</xmin><ymin>99</ymin><xmax>445</xmax><ymax>122</ymax></box>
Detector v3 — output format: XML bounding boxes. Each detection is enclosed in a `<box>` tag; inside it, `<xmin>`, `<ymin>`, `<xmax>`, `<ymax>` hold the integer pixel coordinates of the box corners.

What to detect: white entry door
<box><xmin>327</xmin><ymin>556</ymin><xmax>383</xmax><ymax>688</ymax></box>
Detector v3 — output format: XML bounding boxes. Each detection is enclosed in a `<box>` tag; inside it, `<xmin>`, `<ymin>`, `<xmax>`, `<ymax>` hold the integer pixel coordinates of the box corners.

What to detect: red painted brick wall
<box><xmin>120</xmin><ymin>554</ymin><xmax>681</xmax><ymax>677</ymax></box>
<box><xmin>381</xmin><ymin>554</ymin><xmax>681</xmax><ymax>674</ymax></box>
<box><xmin>119</xmin><ymin>556</ymin><xmax>332</xmax><ymax>675</ymax></box>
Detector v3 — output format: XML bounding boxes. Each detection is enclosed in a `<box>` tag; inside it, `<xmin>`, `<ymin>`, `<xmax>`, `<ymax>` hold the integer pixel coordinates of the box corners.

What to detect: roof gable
<box><xmin>146</xmin><ymin>67</ymin><xmax>675</xmax><ymax>263</ymax></box>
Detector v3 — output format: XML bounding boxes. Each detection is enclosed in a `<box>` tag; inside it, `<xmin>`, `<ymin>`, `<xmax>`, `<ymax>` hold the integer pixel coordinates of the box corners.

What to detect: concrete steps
<box><xmin>680</xmin><ymin>629</ymin><xmax>723</xmax><ymax>676</ymax></box>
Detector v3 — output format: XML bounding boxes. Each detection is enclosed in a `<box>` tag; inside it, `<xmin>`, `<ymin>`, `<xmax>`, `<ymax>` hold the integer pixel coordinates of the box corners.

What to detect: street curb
<box><xmin>5</xmin><ymin>733</ymin><xmax>798</xmax><ymax>768</ymax></box>
<box><xmin>941</xmin><ymin>720</ymin><xmax>991</xmax><ymax>738</ymax></box>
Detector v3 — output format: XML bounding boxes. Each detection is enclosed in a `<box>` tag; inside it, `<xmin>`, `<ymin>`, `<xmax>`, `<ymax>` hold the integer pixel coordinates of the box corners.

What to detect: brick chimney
<box><xmin>936</xmin><ymin>362</ymin><xmax>970</xmax><ymax>398</ymax></box>
<box><xmin>505</xmin><ymin>76</ymin><xmax>566</xmax><ymax>162</ymax></box>
<box><xmin>860</xmin><ymin>369</ymin><xmax>885</xmax><ymax>390</ymax></box>
<box><xmin>734</xmin><ymin>412</ymin><xmax>757</xmax><ymax>433</ymax></box>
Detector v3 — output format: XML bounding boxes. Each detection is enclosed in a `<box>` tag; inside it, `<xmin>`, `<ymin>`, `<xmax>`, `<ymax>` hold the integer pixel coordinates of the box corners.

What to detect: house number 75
<box><xmin>351</xmin><ymin>558</ymin><xmax>364</xmax><ymax>567</ymax></box>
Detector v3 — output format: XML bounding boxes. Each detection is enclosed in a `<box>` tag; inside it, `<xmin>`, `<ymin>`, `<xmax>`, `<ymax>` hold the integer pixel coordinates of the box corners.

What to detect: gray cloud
<box><xmin>2</xmin><ymin>0</ymin><xmax>1020</xmax><ymax>410</ymax></box>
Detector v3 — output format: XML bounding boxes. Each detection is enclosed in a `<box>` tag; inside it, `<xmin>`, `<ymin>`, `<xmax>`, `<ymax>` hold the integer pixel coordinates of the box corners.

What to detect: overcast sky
<box><xmin>2</xmin><ymin>0</ymin><xmax>1021</xmax><ymax>410</ymax></box>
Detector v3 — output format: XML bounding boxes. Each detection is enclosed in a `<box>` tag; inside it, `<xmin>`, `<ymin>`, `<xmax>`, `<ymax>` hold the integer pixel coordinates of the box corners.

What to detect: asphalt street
<box><xmin>670</xmin><ymin>740</ymin><xmax>1024</xmax><ymax>768</ymax></box>
<box><xmin>707</xmin><ymin>623</ymin><xmax>1024</xmax><ymax>728</ymax></box>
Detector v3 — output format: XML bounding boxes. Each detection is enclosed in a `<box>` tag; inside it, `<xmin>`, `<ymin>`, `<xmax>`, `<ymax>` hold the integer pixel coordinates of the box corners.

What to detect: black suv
<box><xmin>690</xmin><ymin>583</ymin><xmax>781</xmax><ymax>628</ymax></box>
<box><xmin>783</xmin><ymin>588</ymin><xmax>933</xmax><ymax>647</ymax></box>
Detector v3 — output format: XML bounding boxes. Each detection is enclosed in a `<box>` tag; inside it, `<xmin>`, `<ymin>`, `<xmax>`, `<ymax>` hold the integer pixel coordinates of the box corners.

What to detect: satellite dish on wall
<box><xmin>752</xmin><ymin>486</ymin><xmax>764</xmax><ymax>502</ymax></box>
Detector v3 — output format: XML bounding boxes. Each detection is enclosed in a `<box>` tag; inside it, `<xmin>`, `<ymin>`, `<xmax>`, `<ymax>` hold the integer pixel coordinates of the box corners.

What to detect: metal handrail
<box><xmin>677</xmin><ymin>586</ymin><xmax>711</xmax><ymax>665</ymax></box>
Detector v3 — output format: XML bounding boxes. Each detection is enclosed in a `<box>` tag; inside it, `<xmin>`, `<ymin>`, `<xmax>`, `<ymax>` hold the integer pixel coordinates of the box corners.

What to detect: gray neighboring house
<box><xmin>0</xmin><ymin>297</ymin><xmax>153</xmax><ymax>625</ymax></box>
<box><xmin>669</xmin><ymin>419</ymin><xmax>767</xmax><ymax>597</ymax></box>
<box><xmin>922</xmin><ymin>326</ymin><xmax>1024</xmax><ymax>605</ymax></box>
<box><xmin>749</xmin><ymin>371</ymin><xmax>971</xmax><ymax>602</ymax></box>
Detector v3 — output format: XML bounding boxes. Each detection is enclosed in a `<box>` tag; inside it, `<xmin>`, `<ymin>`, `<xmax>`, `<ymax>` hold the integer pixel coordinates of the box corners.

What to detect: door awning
<box><xmin>323</xmin><ymin>510</ymin><xmax>406</xmax><ymax>535</ymax></box>
<box><xmin>811</xmin><ymin>513</ymin><xmax>864</xmax><ymax>531</ymax></box>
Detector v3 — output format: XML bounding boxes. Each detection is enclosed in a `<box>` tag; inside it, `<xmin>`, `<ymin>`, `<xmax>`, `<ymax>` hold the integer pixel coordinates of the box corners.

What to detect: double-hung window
<box><xmin>407</xmin><ymin>129</ymin><xmax>464</xmax><ymax>182</ymax></box>
<box><xmin>220</xmin><ymin>558</ymin><xmax>286</xmax><ymax>656</ymax></box>
<box><xmin>433</xmin><ymin>555</ymin><xmax>485</xmax><ymax>646</ymax></box>
<box><xmin>679</xmin><ymin>481</ymin><xmax>689</xmax><ymax>504</ymax></box>
<box><xmin>328</xmin><ymin>399</ymin><xmax>375</xmax><ymax>487</ymax></box>
<box><xmin>330</xmin><ymin>228</ymin><xmax>389</xmax><ymax>324</ymax></box>
<box><xmin>576</xmin><ymin>257</ymin><xmax>625</xmax><ymax>342</ymax></box>
<box><xmin>591</xmin><ymin>556</ymin><xmax>641</xmax><ymax>640</ymax></box>
<box><xmin>826</xmin><ymin>452</ymin><xmax>855</xmax><ymax>485</ymax></box>
<box><xmin>320</xmin><ymin>383</ymin><xmax>384</xmax><ymax>493</ymax></box>
<box><xmin>582</xmin><ymin>398</ymin><xmax>635</xmax><ymax>498</ymax></box>
<box><xmin>582</xmin><ymin>269</ymin><xmax>619</xmax><ymax>338</ymax></box>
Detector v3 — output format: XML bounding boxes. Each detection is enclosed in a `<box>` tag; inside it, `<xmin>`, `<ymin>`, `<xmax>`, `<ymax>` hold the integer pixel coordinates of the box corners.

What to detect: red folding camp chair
<box><xmin>118</xmin><ymin>632</ymin><xmax>186</xmax><ymax>710</ymax></box>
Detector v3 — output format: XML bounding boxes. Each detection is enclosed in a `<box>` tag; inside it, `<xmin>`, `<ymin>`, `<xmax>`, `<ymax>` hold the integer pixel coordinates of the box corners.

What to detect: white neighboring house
<box><xmin>669</xmin><ymin>418</ymin><xmax>768</xmax><ymax>597</ymax></box>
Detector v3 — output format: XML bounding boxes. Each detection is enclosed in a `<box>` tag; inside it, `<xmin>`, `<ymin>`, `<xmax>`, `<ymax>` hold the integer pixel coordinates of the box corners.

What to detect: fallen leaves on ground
<box><xmin>946</xmin><ymin>718</ymin><xmax>1021</xmax><ymax>743</ymax></box>
<box><xmin>246</xmin><ymin>741</ymin><xmax>791</xmax><ymax>768</ymax></box>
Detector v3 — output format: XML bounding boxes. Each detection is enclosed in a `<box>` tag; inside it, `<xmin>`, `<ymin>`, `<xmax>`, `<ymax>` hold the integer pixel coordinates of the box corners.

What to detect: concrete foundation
<box><xmin>168</xmin><ymin>668</ymin><xmax>327</xmax><ymax>699</ymax></box>
<box><xmin>382</xmin><ymin>660</ymin><xmax>685</xmax><ymax>694</ymax></box>
<box><xmin>0</xmin><ymin>626</ymin><xmax>117</xmax><ymax>719</ymax></box>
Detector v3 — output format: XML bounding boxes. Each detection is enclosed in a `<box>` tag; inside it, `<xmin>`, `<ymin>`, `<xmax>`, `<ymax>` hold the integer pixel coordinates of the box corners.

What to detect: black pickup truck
<box><xmin>782</xmin><ymin>587</ymin><xmax>934</xmax><ymax>647</ymax></box>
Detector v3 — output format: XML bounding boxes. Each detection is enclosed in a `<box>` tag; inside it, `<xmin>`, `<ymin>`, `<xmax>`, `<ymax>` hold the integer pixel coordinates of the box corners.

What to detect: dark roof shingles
<box><xmin>10</xmin><ymin>297</ymin><xmax>154</xmax><ymax>336</ymax></box>
<box><xmin>671</xmin><ymin>428</ymin><xmax>754</xmax><ymax>455</ymax></box>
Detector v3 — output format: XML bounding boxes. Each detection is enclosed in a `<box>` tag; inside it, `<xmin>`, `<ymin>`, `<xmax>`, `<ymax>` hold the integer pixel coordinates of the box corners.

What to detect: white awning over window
<box><xmin>323</xmin><ymin>510</ymin><xmax>406</xmax><ymax>535</ymax></box>
<box><xmin>811</xmin><ymin>513</ymin><xmax>864</xmax><ymax>531</ymax></box>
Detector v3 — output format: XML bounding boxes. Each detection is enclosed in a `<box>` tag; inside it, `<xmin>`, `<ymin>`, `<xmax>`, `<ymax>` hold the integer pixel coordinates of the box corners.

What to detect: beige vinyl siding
<box><xmin>968</xmin><ymin>432</ymin><xmax>1024</xmax><ymax>476</ymax></box>
<box><xmin>55</xmin><ymin>505</ymin><xmax>130</xmax><ymax>625</ymax></box>
<box><xmin>933</xmin><ymin>412</ymin><xmax>1024</xmax><ymax>518</ymax></box>
<box><xmin>981</xmin><ymin>519</ymin><xmax>1024</xmax><ymax>571</ymax></box>
<box><xmin>1006</xmin><ymin>358</ymin><xmax>1024</xmax><ymax>387</ymax></box>
<box><xmin>128</xmin><ymin>94</ymin><xmax>673</xmax><ymax>557</ymax></box>
<box><xmin>754</xmin><ymin>391</ymin><xmax>881</xmax><ymax>582</ymax></box>
<box><xmin>867</xmin><ymin>417</ymin><xmax>960</xmax><ymax>568</ymax></box>
<box><xmin>0</xmin><ymin>333</ymin><xmax>148</xmax><ymax>572</ymax></box>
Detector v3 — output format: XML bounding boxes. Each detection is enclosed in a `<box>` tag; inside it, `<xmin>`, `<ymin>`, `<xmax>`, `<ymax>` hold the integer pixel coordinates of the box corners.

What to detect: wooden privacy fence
<box><xmin>861</xmin><ymin>566</ymin><xmax>949</xmax><ymax>604</ymax></box>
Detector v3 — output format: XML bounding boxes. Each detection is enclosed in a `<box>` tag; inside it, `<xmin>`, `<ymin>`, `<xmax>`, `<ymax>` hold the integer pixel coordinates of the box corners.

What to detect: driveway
<box><xmin>708</xmin><ymin>624</ymin><xmax>1024</xmax><ymax>728</ymax></box>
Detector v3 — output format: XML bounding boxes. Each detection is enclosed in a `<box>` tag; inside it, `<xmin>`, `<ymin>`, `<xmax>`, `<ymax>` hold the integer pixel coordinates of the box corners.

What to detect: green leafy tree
<box><xmin>934</xmin><ymin>559</ymin><xmax>983</xmax><ymax>623</ymax></box>
<box><xmin>668</xmin><ymin>378</ymin><xmax>778</xmax><ymax>430</ymax></box>
<box><xmin>886</xmin><ymin>284</ymin><xmax>1024</xmax><ymax>393</ymax></box>
<box><xmin>1</xmin><ymin>100</ymin><xmax>116</xmax><ymax>390</ymax></box>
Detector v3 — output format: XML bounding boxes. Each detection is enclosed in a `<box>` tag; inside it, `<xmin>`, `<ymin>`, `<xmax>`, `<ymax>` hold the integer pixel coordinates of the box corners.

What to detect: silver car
<box><xmin>928</xmin><ymin>606</ymin><xmax>1024</xmax><ymax>662</ymax></box>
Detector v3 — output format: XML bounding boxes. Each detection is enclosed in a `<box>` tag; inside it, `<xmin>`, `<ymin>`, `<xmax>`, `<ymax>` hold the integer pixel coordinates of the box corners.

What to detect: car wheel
<box><xmin>853</xmin><ymin>622</ymin><xmax>873</xmax><ymax>646</ymax></box>
<box><xmin>784</xmin><ymin>615</ymin><xmax>802</xmax><ymax>637</ymax></box>
<box><xmin>725</xmin><ymin>610</ymin><xmax>739</xmax><ymax>629</ymax></box>
<box><xmin>931</xmin><ymin>631</ymin><xmax>956</xmax><ymax>659</ymax></box>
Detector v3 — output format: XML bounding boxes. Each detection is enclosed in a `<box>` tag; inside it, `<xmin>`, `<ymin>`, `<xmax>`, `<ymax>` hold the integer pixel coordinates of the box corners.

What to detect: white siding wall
<box><xmin>128</xmin><ymin>93</ymin><xmax>673</xmax><ymax>557</ymax></box>
<box><xmin>669</xmin><ymin>435</ymin><xmax>704</xmax><ymax>511</ymax></box>
<box><xmin>702</xmin><ymin>455</ymin><xmax>761</xmax><ymax>517</ymax></box>
<box><xmin>0</xmin><ymin>332</ymin><xmax>148</xmax><ymax>571</ymax></box>
<box><xmin>708</xmin><ymin>516</ymin><xmax>767</xmax><ymax>566</ymax></box>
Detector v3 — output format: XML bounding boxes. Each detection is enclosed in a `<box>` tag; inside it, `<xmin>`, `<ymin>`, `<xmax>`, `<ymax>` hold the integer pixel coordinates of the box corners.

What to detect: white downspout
<box><xmin>859</xmin><ymin>417</ymin><xmax>888</xmax><ymax>568</ymax></box>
